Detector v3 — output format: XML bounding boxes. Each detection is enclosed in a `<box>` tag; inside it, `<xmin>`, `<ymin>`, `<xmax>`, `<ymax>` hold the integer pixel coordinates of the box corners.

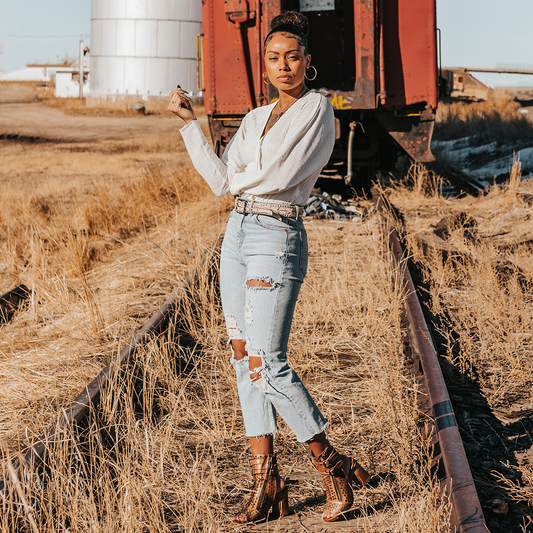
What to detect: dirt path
<box><xmin>0</xmin><ymin>83</ymin><xmax>197</xmax><ymax>142</ymax></box>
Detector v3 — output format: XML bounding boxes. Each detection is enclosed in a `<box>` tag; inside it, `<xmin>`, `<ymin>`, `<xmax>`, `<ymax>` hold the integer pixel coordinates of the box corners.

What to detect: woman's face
<box><xmin>264</xmin><ymin>33</ymin><xmax>310</xmax><ymax>93</ymax></box>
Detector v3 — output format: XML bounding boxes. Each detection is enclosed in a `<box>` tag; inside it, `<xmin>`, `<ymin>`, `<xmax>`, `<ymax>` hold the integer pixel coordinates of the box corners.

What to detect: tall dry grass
<box><xmin>0</xmin><ymin>128</ymin><xmax>232</xmax><ymax>466</ymax></box>
<box><xmin>400</xmin><ymin>163</ymin><xmax>443</xmax><ymax>200</ymax></box>
<box><xmin>434</xmin><ymin>97</ymin><xmax>533</xmax><ymax>145</ymax></box>
<box><xmin>387</xmin><ymin>163</ymin><xmax>533</xmax><ymax>513</ymax></box>
<box><xmin>416</xmin><ymin>241</ymin><xmax>533</xmax><ymax>406</ymax></box>
<box><xmin>1</xmin><ymin>208</ymin><xmax>451</xmax><ymax>531</ymax></box>
<box><xmin>0</xmin><ymin>130</ymin><xmax>223</xmax><ymax>291</ymax></box>
<box><xmin>389</xmin><ymin>163</ymin><xmax>533</xmax><ymax>407</ymax></box>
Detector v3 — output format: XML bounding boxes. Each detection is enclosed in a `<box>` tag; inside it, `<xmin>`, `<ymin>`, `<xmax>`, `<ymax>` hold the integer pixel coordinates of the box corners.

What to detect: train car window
<box><xmin>300</xmin><ymin>0</ymin><xmax>335</xmax><ymax>10</ymax></box>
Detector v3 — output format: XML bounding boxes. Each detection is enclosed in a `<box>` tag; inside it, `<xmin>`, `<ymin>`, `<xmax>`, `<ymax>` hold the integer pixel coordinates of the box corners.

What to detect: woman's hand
<box><xmin>168</xmin><ymin>87</ymin><xmax>196</xmax><ymax>124</ymax></box>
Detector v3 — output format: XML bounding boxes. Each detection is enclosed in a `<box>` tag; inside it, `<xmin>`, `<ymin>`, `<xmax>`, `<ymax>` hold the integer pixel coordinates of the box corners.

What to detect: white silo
<box><xmin>89</xmin><ymin>0</ymin><xmax>201</xmax><ymax>102</ymax></box>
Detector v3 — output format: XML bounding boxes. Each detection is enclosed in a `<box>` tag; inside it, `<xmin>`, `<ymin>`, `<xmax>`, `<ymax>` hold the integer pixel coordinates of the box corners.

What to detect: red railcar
<box><xmin>198</xmin><ymin>0</ymin><xmax>438</xmax><ymax>185</ymax></box>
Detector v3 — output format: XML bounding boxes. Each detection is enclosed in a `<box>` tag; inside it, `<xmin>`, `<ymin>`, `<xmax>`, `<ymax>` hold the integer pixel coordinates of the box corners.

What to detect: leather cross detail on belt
<box><xmin>235</xmin><ymin>198</ymin><xmax>303</xmax><ymax>219</ymax></box>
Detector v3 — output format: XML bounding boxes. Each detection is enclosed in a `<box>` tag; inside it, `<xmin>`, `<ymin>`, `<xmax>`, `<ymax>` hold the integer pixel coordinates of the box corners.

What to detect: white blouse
<box><xmin>179</xmin><ymin>91</ymin><xmax>335</xmax><ymax>206</ymax></box>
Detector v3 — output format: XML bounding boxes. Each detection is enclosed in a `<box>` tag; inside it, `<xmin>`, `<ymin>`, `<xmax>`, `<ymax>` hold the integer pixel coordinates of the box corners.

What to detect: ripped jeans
<box><xmin>220</xmin><ymin>210</ymin><xmax>328</xmax><ymax>442</ymax></box>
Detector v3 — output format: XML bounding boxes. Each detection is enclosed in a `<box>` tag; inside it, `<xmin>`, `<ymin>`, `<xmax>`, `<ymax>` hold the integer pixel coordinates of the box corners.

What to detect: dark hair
<box><xmin>264</xmin><ymin>11</ymin><xmax>310</xmax><ymax>55</ymax></box>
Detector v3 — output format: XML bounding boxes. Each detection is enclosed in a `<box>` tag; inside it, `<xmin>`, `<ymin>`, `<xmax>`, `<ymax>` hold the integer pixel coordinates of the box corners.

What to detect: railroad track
<box><xmin>378</xmin><ymin>183</ymin><xmax>533</xmax><ymax>533</ymax></box>
<box><xmin>373</xmin><ymin>190</ymin><xmax>487</xmax><ymax>532</ymax></box>
<box><xmin>0</xmin><ymin>238</ymin><xmax>222</xmax><ymax>496</ymax></box>
<box><xmin>0</xmin><ymin>203</ymin><xmax>504</xmax><ymax>531</ymax></box>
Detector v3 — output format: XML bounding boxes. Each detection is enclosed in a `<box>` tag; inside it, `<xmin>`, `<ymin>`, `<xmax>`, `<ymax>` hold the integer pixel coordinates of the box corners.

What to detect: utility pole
<box><xmin>79</xmin><ymin>40</ymin><xmax>84</xmax><ymax>99</ymax></box>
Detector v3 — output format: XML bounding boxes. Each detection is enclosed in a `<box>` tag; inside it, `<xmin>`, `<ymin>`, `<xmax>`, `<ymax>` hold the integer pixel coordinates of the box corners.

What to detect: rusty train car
<box><xmin>197</xmin><ymin>0</ymin><xmax>438</xmax><ymax>186</ymax></box>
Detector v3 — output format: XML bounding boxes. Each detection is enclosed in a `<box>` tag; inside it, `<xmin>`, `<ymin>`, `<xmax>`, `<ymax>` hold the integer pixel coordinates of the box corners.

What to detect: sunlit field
<box><xmin>1</xmin><ymin>93</ymin><xmax>532</xmax><ymax>531</ymax></box>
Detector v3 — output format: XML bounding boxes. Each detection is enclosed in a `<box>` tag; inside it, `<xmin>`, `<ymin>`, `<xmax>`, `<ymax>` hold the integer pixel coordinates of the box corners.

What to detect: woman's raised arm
<box><xmin>179</xmin><ymin>120</ymin><xmax>246</xmax><ymax>197</ymax></box>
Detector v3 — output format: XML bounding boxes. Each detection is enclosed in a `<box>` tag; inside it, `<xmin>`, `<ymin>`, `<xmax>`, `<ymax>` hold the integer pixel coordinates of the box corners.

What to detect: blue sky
<box><xmin>0</xmin><ymin>0</ymin><xmax>532</xmax><ymax>87</ymax></box>
<box><xmin>437</xmin><ymin>0</ymin><xmax>533</xmax><ymax>87</ymax></box>
<box><xmin>0</xmin><ymin>1</ymin><xmax>90</xmax><ymax>71</ymax></box>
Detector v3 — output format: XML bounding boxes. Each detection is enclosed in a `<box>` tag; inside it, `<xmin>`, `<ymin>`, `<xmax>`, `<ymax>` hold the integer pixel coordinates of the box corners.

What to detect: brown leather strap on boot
<box><xmin>234</xmin><ymin>454</ymin><xmax>289</xmax><ymax>524</ymax></box>
<box><xmin>311</xmin><ymin>446</ymin><xmax>354</xmax><ymax>522</ymax></box>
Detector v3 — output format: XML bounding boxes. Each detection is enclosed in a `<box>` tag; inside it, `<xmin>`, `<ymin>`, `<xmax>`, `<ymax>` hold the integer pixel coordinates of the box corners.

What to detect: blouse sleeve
<box><xmin>229</xmin><ymin>97</ymin><xmax>334</xmax><ymax>197</ymax></box>
<box><xmin>179</xmin><ymin>118</ymin><xmax>246</xmax><ymax>197</ymax></box>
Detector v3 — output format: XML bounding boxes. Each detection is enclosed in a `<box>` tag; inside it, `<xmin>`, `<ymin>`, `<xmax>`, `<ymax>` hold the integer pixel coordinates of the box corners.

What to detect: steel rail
<box><xmin>0</xmin><ymin>285</ymin><xmax>30</xmax><ymax>324</ymax></box>
<box><xmin>0</xmin><ymin>237</ymin><xmax>223</xmax><ymax>495</ymax></box>
<box><xmin>373</xmin><ymin>191</ymin><xmax>487</xmax><ymax>532</ymax></box>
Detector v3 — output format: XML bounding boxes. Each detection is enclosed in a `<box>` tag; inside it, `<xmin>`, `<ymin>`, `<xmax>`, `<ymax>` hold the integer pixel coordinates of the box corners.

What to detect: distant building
<box><xmin>53</xmin><ymin>59</ymin><xmax>91</xmax><ymax>98</ymax></box>
<box><xmin>441</xmin><ymin>69</ymin><xmax>492</xmax><ymax>100</ymax></box>
<box><xmin>0</xmin><ymin>56</ymin><xmax>90</xmax><ymax>98</ymax></box>
<box><xmin>0</xmin><ymin>67</ymin><xmax>51</xmax><ymax>82</ymax></box>
<box><xmin>17</xmin><ymin>56</ymin><xmax>90</xmax><ymax>98</ymax></box>
<box><xmin>89</xmin><ymin>0</ymin><xmax>202</xmax><ymax>102</ymax></box>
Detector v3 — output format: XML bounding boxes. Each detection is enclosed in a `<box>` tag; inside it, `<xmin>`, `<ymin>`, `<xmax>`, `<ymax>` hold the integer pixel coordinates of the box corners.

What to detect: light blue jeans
<box><xmin>220</xmin><ymin>210</ymin><xmax>328</xmax><ymax>442</ymax></box>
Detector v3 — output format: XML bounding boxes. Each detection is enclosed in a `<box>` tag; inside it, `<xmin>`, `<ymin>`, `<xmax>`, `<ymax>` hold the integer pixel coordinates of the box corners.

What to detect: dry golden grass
<box><xmin>38</xmin><ymin>90</ymin><xmax>199</xmax><ymax>117</ymax></box>
<box><xmin>0</xmin><ymin>125</ymin><xmax>232</xmax><ymax>460</ymax></box>
<box><xmin>42</xmin><ymin>96</ymin><xmax>137</xmax><ymax>117</ymax></box>
<box><xmin>435</xmin><ymin>97</ymin><xmax>533</xmax><ymax>145</ymax></box>
<box><xmin>41</xmin><ymin>96</ymin><xmax>184</xmax><ymax>117</ymax></box>
<box><xmin>386</xmin><ymin>163</ymin><xmax>533</xmax><ymax>514</ymax></box>
<box><xmin>389</xmin><ymin>163</ymin><xmax>533</xmax><ymax>404</ymax></box>
<box><xmin>0</xmin><ymin>129</ymin><xmax>214</xmax><ymax>291</ymax></box>
<box><xmin>1</xmin><ymin>221</ymin><xmax>452</xmax><ymax>531</ymax></box>
<box><xmin>0</xmin><ymin>151</ymin><xmax>451</xmax><ymax>532</ymax></box>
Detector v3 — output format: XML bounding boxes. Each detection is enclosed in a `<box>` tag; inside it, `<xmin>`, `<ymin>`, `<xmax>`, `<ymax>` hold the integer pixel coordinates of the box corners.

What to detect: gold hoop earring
<box><xmin>305</xmin><ymin>65</ymin><xmax>317</xmax><ymax>81</ymax></box>
<box><xmin>262</xmin><ymin>72</ymin><xmax>271</xmax><ymax>85</ymax></box>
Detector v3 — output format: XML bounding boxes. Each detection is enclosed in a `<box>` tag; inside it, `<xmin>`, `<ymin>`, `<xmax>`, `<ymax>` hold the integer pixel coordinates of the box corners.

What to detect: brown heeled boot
<box><xmin>312</xmin><ymin>446</ymin><xmax>370</xmax><ymax>522</ymax></box>
<box><xmin>234</xmin><ymin>454</ymin><xmax>290</xmax><ymax>524</ymax></box>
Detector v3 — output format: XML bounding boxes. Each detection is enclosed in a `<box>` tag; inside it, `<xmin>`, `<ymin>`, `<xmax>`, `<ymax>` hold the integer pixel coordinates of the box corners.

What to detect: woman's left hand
<box><xmin>168</xmin><ymin>87</ymin><xmax>196</xmax><ymax>124</ymax></box>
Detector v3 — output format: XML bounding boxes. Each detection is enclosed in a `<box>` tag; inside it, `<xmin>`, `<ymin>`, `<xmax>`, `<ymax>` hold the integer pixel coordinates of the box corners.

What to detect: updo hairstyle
<box><xmin>264</xmin><ymin>11</ymin><xmax>310</xmax><ymax>55</ymax></box>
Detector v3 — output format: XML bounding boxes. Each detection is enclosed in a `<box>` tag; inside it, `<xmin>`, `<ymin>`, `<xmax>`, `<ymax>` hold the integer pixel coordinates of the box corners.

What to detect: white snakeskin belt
<box><xmin>234</xmin><ymin>198</ymin><xmax>303</xmax><ymax>219</ymax></box>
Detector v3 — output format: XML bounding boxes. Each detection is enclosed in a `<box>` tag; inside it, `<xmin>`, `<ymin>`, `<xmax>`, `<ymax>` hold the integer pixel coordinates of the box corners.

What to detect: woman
<box><xmin>168</xmin><ymin>11</ymin><xmax>369</xmax><ymax>523</ymax></box>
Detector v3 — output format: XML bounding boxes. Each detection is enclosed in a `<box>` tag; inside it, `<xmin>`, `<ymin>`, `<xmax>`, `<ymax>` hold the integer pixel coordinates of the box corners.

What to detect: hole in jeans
<box><xmin>249</xmin><ymin>353</ymin><xmax>267</xmax><ymax>390</ymax></box>
<box><xmin>231</xmin><ymin>339</ymin><xmax>248</xmax><ymax>361</ymax></box>
<box><xmin>226</xmin><ymin>315</ymin><xmax>244</xmax><ymax>341</ymax></box>
<box><xmin>246</xmin><ymin>279</ymin><xmax>273</xmax><ymax>288</ymax></box>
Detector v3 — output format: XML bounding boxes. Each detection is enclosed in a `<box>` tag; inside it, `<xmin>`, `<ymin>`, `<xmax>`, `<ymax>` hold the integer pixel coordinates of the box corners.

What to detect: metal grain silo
<box><xmin>90</xmin><ymin>0</ymin><xmax>201</xmax><ymax>100</ymax></box>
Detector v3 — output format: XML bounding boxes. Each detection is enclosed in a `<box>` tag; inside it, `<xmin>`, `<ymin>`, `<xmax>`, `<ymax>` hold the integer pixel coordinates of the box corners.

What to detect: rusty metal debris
<box><xmin>305</xmin><ymin>190</ymin><xmax>368</xmax><ymax>220</ymax></box>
